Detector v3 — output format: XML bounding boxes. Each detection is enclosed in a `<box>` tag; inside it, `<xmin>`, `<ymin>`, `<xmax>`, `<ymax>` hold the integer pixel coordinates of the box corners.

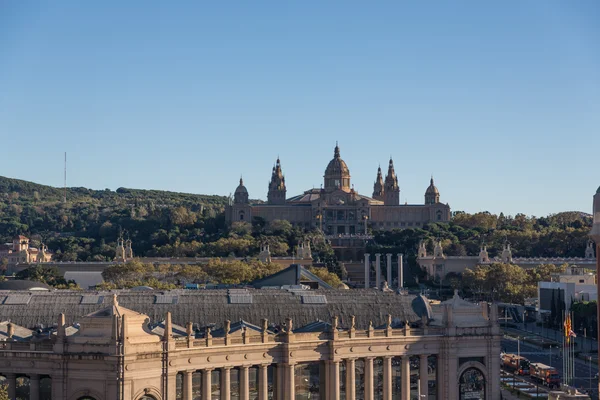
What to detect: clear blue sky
<box><xmin>1</xmin><ymin>1</ymin><xmax>599</xmax><ymax>217</ymax></box>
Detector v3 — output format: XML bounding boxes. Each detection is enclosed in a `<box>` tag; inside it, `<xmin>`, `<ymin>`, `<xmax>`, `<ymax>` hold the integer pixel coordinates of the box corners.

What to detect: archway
<box><xmin>459</xmin><ymin>367</ymin><xmax>486</xmax><ymax>400</ymax></box>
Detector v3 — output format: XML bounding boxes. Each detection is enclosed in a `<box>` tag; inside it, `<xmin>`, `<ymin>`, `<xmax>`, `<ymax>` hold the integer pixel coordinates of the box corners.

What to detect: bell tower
<box><xmin>267</xmin><ymin>158</ymin><xmax>287</xmax><ymax>205</ymax></box>
<box><xmin>372</xmin><ymin>166</ymin><xmax>384</xmax><ymax>202</ymax></box>
<box><xmin>384</xmin><ymin>158</ymin><xmax>400</xmax><ymax>206</ymax></box>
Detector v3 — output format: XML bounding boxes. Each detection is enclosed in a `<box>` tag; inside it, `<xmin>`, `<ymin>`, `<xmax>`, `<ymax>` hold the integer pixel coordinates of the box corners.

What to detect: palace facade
<box><xmin>0</xmin><ymin>288</ymin><xmax>501</xmax><ymax>400</ymax></box>
<box><xmin>226</xmin><ymin>144</ymin><xmax>451</xmax><ymax>235</ymax></box>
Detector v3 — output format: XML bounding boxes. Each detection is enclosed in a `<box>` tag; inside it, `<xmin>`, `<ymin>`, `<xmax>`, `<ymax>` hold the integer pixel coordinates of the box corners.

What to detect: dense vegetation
<box><xmin>0</xmin><ymin>175</ymin><xmax>593</xmax><ymax>276</ymax></box>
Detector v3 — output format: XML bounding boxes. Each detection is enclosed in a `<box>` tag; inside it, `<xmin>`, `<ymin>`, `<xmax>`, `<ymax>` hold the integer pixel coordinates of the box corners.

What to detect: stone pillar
<box><xmin>286</xmin><ymin>364</ymin><xmax>295</xmax><ymax>400</ymax></box>
<box><xmin>330</xmin><ymin>361</ymin><xmax>340</xmax><ymax>400</ymax></box>
<box><xmin>364</xmin><ymin>253</ymin><xmax>370</xmax><ymax>289</ymax></box>
<box><xmin>240</xmin><ymin>366</ymin><xmax>250</xmax><ymax>400</ymax></box>
<box><xmin>203</xmin><ymin>369</ymin><xmax>212</xmax><ymax>400</ymax></box>
<box><xmin>6</xmin><ymin>373</ymin><xmax>16</xmax><ymax>400</ymax></box>
<box><xmin>184</xmin><ymin>371</ymin><xmax>193</xmax><ymax>400</ymax></box>
<box><xmin>259</xmin><ymin>365</ymin><xmax>268</xmax><ymax>400</ymax></box>
<box><xmin>375</xmin><ymin>254</ymin><xmax>382</xmax><ymax>290</ymax></box>
<box><xmin>401</xmin><ymin>356</ymin><xmax>410</xmax><ymax>400</ymax></box>
<box><xmin>397</xmin><ymin>254</ymin><xmax>403</xmax><ymax>289</ymax></box>
<box><xmin>30</xmin><ymin>373</ymin><xmax>40</xmax><ymax>400</ymax></box>
<box><xmin>222</xmin><ymin>368</ymin><xmax>231</xmax><ymax>400</ymax></box>
<box><xmin>346</xmin><ymin>359</ymin><xmax>356</xmax><ymax>400</ymax></box>
<box><xmin>386</xmin><ymin>253</ymin><xmax>392</xmax><ymax>287</ymax></box>
<box><xmin>419</xmin><ymin>355</ymin><xmax>429</xmax><ymax>399</ymax></box>
<box><xmin>383</xmin><ymin>357</ymin><xmax>392</xmax><ymax>400</ymax></box>
<box><xmin>365</xmin><ymin>357</ymin><xmax>374</xmax><ymax>400</ymax></box>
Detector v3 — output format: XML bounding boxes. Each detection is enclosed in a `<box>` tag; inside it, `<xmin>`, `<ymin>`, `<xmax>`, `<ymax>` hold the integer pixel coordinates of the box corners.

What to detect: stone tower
<box><xmin>585</xmin><ymin>240</ymin><xmax>595</xmax><ymax>259</ymax></box>
<box><xmin>125</xmin><ymin>239</ymin><xmax>134</xmax><ymax>260</ymax></box>
<box><xmin>267</xmin><ymin>158</ymin><xmax>286</xmax><ymax>205</ymax></box>
<box><xmin>115</xmin><ymin>238</ymin><xmax>126</xmax><ymax>262</ymax></box>
<box><xmin>372</xmin><ymin>166</ymin><xmax>384</xmax><ymax>202</ymax></box>
<box><xmin>384</xmin><ymin>158</ymin><xmax>400</xmax><ymax>206</ymax></box>
<box><xmin>501</xmin><ymin>243</ymin><xmax>513</xmax><ymax>263</ymax></box>
<box><xmin>324</xmin><ymin>143</ymin><xmax>351</xmax><ymax>192</ymax></box>
<box><xmin>478</xmin><ymin>245</ymin><xmax>490</xmax><ymax>264</ymax></box>
<box><xmin>234</xmin><ymin>177</ymin><xmax>249</xmax><ymax>205</ymax></box>
<box><xmin>425</xmin><ymin>177</ymin><xmax>440</xmax><ymax>205</ymax></box>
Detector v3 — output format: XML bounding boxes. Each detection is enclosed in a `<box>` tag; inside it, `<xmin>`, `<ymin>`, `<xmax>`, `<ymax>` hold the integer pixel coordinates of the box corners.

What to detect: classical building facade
<box><xmin>0</xmin><ymin>289</ymin><xmax>501</xmax><ymax>400</ymax></box>
<box><xmin>0</xmin><ymin>235</ymin><xmax>52</xmax><ymax>268</ymax></box>
<box><xmin>226</xmin><ymin>144</ymin><xmax>451</xmax><ymax>235</ymax></box>
<box><xmin>418</xmin><ymin>241</ymin><xmax>597</xmax><ymax>281</ymax></box>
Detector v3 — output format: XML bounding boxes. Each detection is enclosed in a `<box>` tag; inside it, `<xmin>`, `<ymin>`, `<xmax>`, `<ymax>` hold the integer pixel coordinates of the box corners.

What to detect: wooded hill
<box><xmin>0</xmin><ymin>175</ymin><xmax>594</xmax><ymax>268</ymax></box>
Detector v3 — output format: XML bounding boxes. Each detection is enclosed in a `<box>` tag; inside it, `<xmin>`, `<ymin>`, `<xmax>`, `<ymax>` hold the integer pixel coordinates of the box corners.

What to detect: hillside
<box><xmin>0</xmin><ymin>175</ymin><xmax>230</xmax><ymax>261</ymax></box>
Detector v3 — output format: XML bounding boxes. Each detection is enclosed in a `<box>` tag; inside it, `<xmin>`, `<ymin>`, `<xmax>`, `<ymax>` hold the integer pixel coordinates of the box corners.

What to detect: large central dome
<box><xmin>324</xmin><ymin>143</ymin><xmax>351</xmax><ymax>192</ymax></box>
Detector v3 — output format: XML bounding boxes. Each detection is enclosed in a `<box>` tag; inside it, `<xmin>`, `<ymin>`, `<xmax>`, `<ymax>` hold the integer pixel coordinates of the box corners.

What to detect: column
<box><xmin>222</xmin><ymin>368</ymin><xmax>231</xmax><ymax>400</ymax></box>
<box><xmin>6</xmin><ymin>373</ymin><xmax>16</xmax><ymax>400</ymax></box>
<box><xmin>259</xmin><ymin>365</ymin><xmax>268</xmax><ymax>400</ymax></box>
<box><xmin>383</xmin><ymin>357</ymin><xmax>392</xmax><ymax>400</ymax></box>
<box><xmin>330</xmin><ymin>361</ymin><xmax>340</xmax><ymax>400</ymax></box>
<box><xmin>397</xmin><ymin>254</ymin><xmax>403</xmax><ymax>289</ymax></box>
<box><xmin>203</xmin><ymin>369</ymin><xmax>213</xmax><ymax>400</ymax></box>
<box><xmin>401</xmin><ymin>356</ymin><xmax>410</xmax><ymax>400</ymax></box>
<box><xmin>30</xmin><ymin>373</ymin><xmax>40</xmax><ymax>400</ymax></box>
<box><xmin>286</xmin><ymin>364</ymin><xmax>295</xmax><ymax>400</ymax></box>
<box><xmin>184</xmin><ymin>371</ymin><xmax>193</xmax><ymax>400</ymax></box>
<box><xmin>375</xmin><ymin>254</ymin><xmax>382</xmax><ymax>290</ymax></box>
<box><xmin>240</xmin><ymin>366</ymin><xmax>250</xmax><ymax>400</ymax></box>
<box><xmin>419</xmin><ymin>355</ymin><xmax>429</xmax><ymax>399</ymax></box>
<box><xmin>386</xmin><ymin>253</ymin><xmax>392</xmax><ymax>287</ymax></box>
<box><xmin>365</xmin><ymin>357</ymin><xmax>374</xmax><ymax>400</ymax></box>
<box><xmin>364</xmin><ymin>253</ymin><xmax>370</xmax><ymax>289</ymax></box>
<box><xmin>346</xmin><ymin>359</ymin><xmax>356</xmax><ymax>400</ymax></box>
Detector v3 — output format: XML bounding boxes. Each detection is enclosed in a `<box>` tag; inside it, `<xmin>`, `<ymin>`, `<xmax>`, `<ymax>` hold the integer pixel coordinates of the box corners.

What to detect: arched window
<box><xmin>78</xmin><ymin>398</ymin><xmax>97</xmax><ymax>400</ymax></box>
<box><xmin>239</xmin><ymin>210</ymin><xmax>245</xmax><ymax>221</ymax></box>
<box><xmin>436</xmin><ymin>210</ymin><xmax>442</xmax><ymax>221</ymax></box>
<box><xmin>459</xmin><ymin>367</ymin><xmax>485</xmax><ymax>400</ymax></box>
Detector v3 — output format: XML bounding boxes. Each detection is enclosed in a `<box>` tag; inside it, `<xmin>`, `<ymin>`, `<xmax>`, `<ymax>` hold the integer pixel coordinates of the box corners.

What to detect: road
<box><xmin>503</xmin><ymin>336</ymin><xmax>598</xmax><ymax>398</ymax></box>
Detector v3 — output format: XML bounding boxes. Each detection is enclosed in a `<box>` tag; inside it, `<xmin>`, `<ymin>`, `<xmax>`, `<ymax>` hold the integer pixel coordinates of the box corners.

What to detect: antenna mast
<box><xmin>63</xmin><ymin>152</ymin><xmax>67</xmax><ymax>203</ymax></box>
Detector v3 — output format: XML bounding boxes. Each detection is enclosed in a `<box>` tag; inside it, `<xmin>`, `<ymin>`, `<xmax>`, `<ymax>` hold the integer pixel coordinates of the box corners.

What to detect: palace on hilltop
<box><xmin>226</xmin><ymin>144</ymin><xmax>451</xmax><ymax>235</ymax></box>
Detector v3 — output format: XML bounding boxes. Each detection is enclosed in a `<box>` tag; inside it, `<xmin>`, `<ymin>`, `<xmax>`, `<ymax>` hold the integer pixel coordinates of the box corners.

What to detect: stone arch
<box><xmin>68</xmin><ymin>388</ymin><xmax>105</xmax><ymax>400</ymax></box>
<box><xmin>133</xmin><ymin>386</ymin><xmax>162</xmax><ymax>400</ymax></box>
<box><xmin>457</xmin><ymin>361</ymin><xmax>488</xmax><ymax>400</ymax></box>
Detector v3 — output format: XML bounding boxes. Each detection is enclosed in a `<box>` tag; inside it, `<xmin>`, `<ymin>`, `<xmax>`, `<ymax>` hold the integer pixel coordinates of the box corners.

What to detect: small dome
<box><xmin>596</xmin><ymin>186</ymin><xmax>600</xmax><ymax>194</ymax></box>
<box><xmin>425</xmin><ymin>177</ymin><xmax>439</xmax><ymax>195</ymax></box>
<box><xmin>325</xmin><ymin>144</ymin><xmax>350</xmax><ymax>177</ymax></box>
<box><xmin>235</xmin><ymin>178</ymin><xmax>248</xmax><ymax>194</ymax></box>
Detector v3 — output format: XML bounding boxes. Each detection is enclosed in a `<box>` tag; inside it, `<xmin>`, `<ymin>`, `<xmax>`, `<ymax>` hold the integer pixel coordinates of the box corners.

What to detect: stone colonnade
<box><xmin>364</xmin><ymin>253</ymin><xmax>404</xmax><ymax>289</ymax></box>
<box><xmin>177</xmin><ymin>354</ymin><xmax>433</xmax><ymax>400</ymax></box>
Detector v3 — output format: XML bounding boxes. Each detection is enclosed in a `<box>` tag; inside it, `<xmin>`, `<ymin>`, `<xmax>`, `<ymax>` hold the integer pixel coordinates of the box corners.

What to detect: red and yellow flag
<box><xmin>564</xmin><ymin>314</ymin><xmax>572</xmax><ymax>344</ymax></box>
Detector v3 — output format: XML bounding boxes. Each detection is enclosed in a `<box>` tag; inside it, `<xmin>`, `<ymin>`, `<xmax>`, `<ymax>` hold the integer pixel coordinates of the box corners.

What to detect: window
<box><xmin>267</xmin><ymin>365</ymin><xmax>277</xmax><ymax>400</ymax></box>
<box><xmin>391</xmin><ymin>357</ymin><xmax>402</xmax><ymax>400</ymax></box>
<box><xmin>239</xmin><ymin>210</ymin><xmax>245</xmax><ymax>221</ymax></box>
<box><xmin>249</xmin><ymin>367</ymin><xmax>259</xmax><ymax>400</ymax></box>
<box><xmin>428</xmin><ymin>355</ymin><xmax>437</xmax><ymax>400</ymax></box>
<box><xmin>339</xmin><ymin>361</ymin><xmax>347</xmax><ymax>400</ymax></box>
<box><xmin>230</xmin><ymin>368</ymin><xmax>240</xmax><ymax>399</ymax></box>
<box><xmin>374</xmin><ymin>358</ymin><xmax>384</xmax><ymax>400</ymax></box>
<box><xmin>176</xmin><ymin>373</ymin><xmax>184</xmax><ymax>400</ymax></box>
<box><xmin>211</xmin><ymin>370</ymin><xmax>221</xmax><ymax>400</ymax></box>
<box><xmin>459</xmin><ymin>368</ymin><xmax>485</xmax><ymax>400</ymax></box>
<box><xmin>192</xmin><ymin>371</ymin><xmax>203</xmax><ymax>400</ymax></box>
<box><xmin>295</xmin><ymin>363</ymin><xmax>321</xmax><ymax>399</ymax></box>
<box><xmin>355</xmin><ymin>359</ymin><xmax>365</xmax><ymax>399</ymax></box>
